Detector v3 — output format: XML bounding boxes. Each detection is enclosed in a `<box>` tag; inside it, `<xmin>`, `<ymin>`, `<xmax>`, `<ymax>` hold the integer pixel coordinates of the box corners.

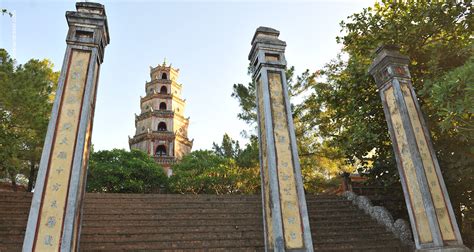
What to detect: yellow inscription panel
<box><xmin>384</xmin><ymin>86</ymin><xmax>433</xmax><ymax>243</ymax></box>
<box><xmin>35</xmin><ymin>50</ymin><xmax>91</xmax><ymax>251</ymax></box>
<box><xmin>268</xmin><ymin>72</ymin><xmax>303</xmax><ymax>249</ymax></box>
<box><xmin>400</xmin><ymin>83</ymin><xmax>456</xmax><ymax>241</ymax></box>
<box><xmin>257</xmin><ymin>77</ymin><xmax>273</xmax><ymax>247</ymax></box>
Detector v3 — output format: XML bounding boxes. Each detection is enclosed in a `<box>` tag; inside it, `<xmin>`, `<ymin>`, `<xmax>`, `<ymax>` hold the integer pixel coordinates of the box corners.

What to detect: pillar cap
<box><xmin>248</xmin><ymin>26</ymin><xmax>286</xmax><ymax>61</ymax></box>
<box><xmin>76</xmin><ymin>2</ymin><xmax>105</xmax><ymax>14</ymax></box>
<box><xmin>66</xmin><ymin>1</ymin><xmax>110</xmax><ymax>46</ymax></box>
<box><xmin>251</xmin><ymin>26</ymin><xmax>280</xmax><ymax>45</ymax></box>
<box><xmin>375</xmin><ymin>44</ymin><xmax>401</xmax><ymax>54</ymax></box>
<box><xmin>368</xmin><ymin>44</ymin><xmax>410</xmax><ymax>77</ymax></box>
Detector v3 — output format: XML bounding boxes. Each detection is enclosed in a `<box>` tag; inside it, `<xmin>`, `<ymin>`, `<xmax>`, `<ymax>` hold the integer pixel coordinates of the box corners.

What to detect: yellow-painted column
<box><xmin>368</xmin><ymin>45</ymin><xmax>468</xmax><ymax>251</ymax></box>
<box><xmin>23</xmin><ymin>2</ymin><xmax>109</xmax><ymax>251</ymax></box>
<box><xmin>249</xmin><ymin>27</ymin><xmax>313</xmax><ymax>252</ymax></box>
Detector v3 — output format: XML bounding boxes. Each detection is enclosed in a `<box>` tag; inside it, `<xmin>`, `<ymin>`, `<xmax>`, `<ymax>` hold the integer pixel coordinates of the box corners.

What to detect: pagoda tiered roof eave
<box><xmin>149</xmin><ymin>64</ymin><xmax>180</xmax><ymax>74</ymax></box>
<box><xmin>129</xmin><ymin>131</ymin><xmax>176</xmax><ymax>145</ymax></box>
<box><xmin>135</xmin><ymin>110</ymin><xmax>190</xmax><ymax>123</ymax></box>
<box><xmin>145</xmin><ymin>79</ymin><xmax>183</xmax><ymax>89</ymax></box>
<box><xmin>140</xmin><ymin>94</ymin><xmax>186</xmax><ymax>105</ymax></box>
<box><xmin>175</xmin><ymin>134</ymin><xmax>193</xmax><ymax>148</ymax></box>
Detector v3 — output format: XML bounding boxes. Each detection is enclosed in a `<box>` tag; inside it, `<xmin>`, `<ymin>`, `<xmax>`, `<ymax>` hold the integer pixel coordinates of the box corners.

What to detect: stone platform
<box><xmin>0</xmin><ymin>192</ymin><xmax>412</xmax><ymax>251</ymax></box>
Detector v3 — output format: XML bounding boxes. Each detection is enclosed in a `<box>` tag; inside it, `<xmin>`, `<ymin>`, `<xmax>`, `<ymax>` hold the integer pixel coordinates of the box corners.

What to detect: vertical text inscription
<box><xmin>268</xmin><ymin>72</ymin><xmax>303</xmax><ymax>249</ymax></box>
<box><xmin>35</xmin><ymin>50</ymin><xmax>90</xmax><ymax>251</ymax></box>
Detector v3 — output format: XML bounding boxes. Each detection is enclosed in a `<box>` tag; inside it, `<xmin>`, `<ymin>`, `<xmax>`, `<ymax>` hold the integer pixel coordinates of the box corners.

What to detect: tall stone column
<box><xmin>23</xmin><ymin>2</ymin><xmax>109</xmax><ymax>251</ymax></box>
<box><xmin>368</xmin><ymin>45</ymin><xmax>468</xmax><ymax>251</ymax></box>
<box><xmin>249</xmin><ymin>27</ymin><xmax>313</xmax><ymax>252</ymax></box>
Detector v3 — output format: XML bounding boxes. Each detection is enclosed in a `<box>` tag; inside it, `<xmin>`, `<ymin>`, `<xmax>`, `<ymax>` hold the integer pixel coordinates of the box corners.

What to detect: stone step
<box><xmin>83</xmin><ymin>231</ymin><xmax>262</xmax><ymax>242</ymax></box>
<box><xmin>0</xmin><ymin>202</ymin><xmax>353</xmax><ymax>214</ymax></box>
<box><xmin>0</xmin><ymin>231</ymin><xmax>264</xmax><ymax>243</ymax></box>
<box><xmin>82</xmin><ymin>225</ymin><xmax>262</xmax><ymax>234</ymax></box>
<box><xmin>0</xmin><ymin>213</ymin><xmax>362</xmax><ymax>223</ymax></box>
<box><xmin>0</xmin><ymin>244</ymin><xmax>264</xmax><ymax>252</ymax></box>
<box><xmin>314</xmin><ymin>243</ymin><xmax>410</xmax><ymax>252</ymax></box>
<box><xmin>313</xmin><ymin>232</ymin><xmax>397</xmax><ymax>242</ymax></box>
<box><xmin>0</xmin><ymin>208</ymin><xmax>372</xmax><ymax>218</ymax></box>
<box><xmin>309</xmin><ymin>218</ymin><xmax>383</xmax><ymax>227</ymax></box>
<box><xmin>0</xmin><ymin>219</ymin><xmax>264</xmax><ymax>229</ymax></box>
<box><xmin>0</xmin><ymin>229</ymin><xmax>397</xmax><ymax>242</ymax></box>
<box><xmin>0</xmin><ymin>207</ymin><xmax>261</xmax><ymax>215</ymax></box>
<box><xmin>79</xmin><ymin>239</ymin><xmax>264</xmax><ymax>250</ymax></box>
<box><xmin>0</xmin><ymin>192</ymin><xmax>341</xmax><ymax>200</ymax></box>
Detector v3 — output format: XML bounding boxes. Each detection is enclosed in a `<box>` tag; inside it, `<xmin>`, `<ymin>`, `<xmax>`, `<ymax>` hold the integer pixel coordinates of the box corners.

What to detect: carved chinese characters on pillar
<box><xmin>384</xmin><ymin>86</ymin><xmax>433</xmax><ymax>243</ymax></box>
<box><xmin>257</xmin><ymin>77</ymin><xmax>273</xmax><ymax>248</ymax></box>
<box><xmin>71</xmin><ymin>61</ymin><xmax>98</xmax><ymax>251</ymax></box>
<box><xmin>268</xmin><ymin>72</ymin><xmax>303</xmax><ymax>249</ymax></box>
<box><xmin>400</xmin><ymin>82</ymin><xmax>456</xmax><ymax>241</ymax></box>
<box><xmin>35</xmin><ymin>50</ymin><xmax>91</xmax><ymax>251</ymax></box>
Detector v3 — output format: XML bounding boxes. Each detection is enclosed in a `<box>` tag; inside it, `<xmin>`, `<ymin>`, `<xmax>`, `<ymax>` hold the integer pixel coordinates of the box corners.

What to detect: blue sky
<box><xmin>0</xmin><ymin>0</ymin><xmax>373</xmax><ymax>151</ymax></box>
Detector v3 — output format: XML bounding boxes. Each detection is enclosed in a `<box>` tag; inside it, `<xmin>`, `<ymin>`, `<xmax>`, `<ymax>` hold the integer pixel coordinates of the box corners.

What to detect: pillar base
<box><xmin>416</xmin><ymin>245</ymin><xmax>471</xmax><ymax>252</ymax></box>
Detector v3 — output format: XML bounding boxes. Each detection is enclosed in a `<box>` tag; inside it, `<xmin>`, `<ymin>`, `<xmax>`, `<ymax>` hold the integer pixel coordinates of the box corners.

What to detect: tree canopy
<box><xmin>169</xmin><ymin>149</ymin><xmax>260</xmax><ymax>194</ymax></box>
<box><xmin>87</xmin><ymin>149</ymin><xmax>168</xmax><ymax>193</ymax></box>
<box><xmin>0</xmin><ymin>49</ymin><xmax>59</xmax><ymax>191</ymax></box>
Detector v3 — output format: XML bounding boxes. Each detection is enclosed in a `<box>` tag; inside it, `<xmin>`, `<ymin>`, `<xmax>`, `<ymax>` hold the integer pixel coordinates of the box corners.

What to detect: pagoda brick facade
<box><xmin>129</xmin><ymin>62</ymin><xmax>192</xmax><ymax>175</ymax></box>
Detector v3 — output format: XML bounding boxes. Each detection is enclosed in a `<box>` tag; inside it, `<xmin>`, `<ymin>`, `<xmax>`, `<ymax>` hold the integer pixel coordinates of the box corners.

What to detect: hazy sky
<box><xmin>0</xmin><ymin>0</ymin><xmax>373</xmax><ymax>151</ymax></box>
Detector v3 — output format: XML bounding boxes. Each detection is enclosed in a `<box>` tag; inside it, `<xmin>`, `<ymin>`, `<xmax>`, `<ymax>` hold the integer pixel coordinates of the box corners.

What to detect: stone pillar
<box><xmin>249</xmin><ymin>27</ymin><xmax>313</xmax><ymax>252</ymax></box>
<box><xmin>368</xmin><ymin>45</ymin><xmax>468</xmax><ymax>251</ymax></box>
<box><xmin>23</xmin><ymin>2</ymin><xmax>109</xmax><ymax>251</ymax></box>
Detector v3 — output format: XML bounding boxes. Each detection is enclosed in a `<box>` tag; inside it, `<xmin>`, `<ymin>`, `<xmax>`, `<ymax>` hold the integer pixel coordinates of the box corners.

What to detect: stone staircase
<box><xmin>0</xmin><ymin>191</ymin><xmax>411</xmax><ymax>251</ymax></box>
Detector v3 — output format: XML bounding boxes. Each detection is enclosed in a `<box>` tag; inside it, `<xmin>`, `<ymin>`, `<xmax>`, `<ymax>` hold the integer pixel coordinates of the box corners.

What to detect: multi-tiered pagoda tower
<box><xmin>129</xmin><ymin>61</ymin><xmax>193</xmax><ymax>175</ymax></box>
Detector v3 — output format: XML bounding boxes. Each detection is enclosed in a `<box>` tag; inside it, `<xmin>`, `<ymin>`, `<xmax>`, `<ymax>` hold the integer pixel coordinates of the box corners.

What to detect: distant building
<box><xmin>129</xmin><ymin>61</ymin><xmax>193</xmax><ymax>176</ymax></box>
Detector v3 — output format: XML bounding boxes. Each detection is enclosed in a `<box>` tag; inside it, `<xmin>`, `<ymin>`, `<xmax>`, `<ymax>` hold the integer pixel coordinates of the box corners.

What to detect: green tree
<box><xmin>169</xmin><ymin>150</ymin><xmax>260</xmax><ymax>194</ymax></box>
<box><xmin>235</xmin><ymin>135</ymin><xmax>259</xmax><ymax>169</ymax></box>
<box><xmin>212</xmin><ymin>133</ymin><xmax>241</xmax><ymax>159</ymax></box>
<box><xmin>422</xmin><ymin>56</ymin><xmax>474</xmax><ymax>142</ymax></box>
<box><xmin>212</xmin><ymin>133</ymin><xmax>260</xmax><ymax>169</ymax></box>
<box><xmin>301</xmin><ymin>1</ymin><xmax>472</xmax><ymax>226</ymax></box>
<box><xmin>231</xmin><ymin>66</ymin><xmax>312</xmax><ymax>126</ymax></box>
<box><xmin>0</xmin><ymin>49</ymin><xmax>58</xmax><ymax>191</ymax></box>
<box><xmin>86</xmin><ymin>149</ymin><xmax>167</xmax><ymax>193</ymax></box>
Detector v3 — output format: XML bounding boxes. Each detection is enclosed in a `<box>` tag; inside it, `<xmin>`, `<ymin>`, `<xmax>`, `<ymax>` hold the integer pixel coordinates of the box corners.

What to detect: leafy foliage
<box><xmin>0</xmin><ymin>49</ymin><xmax>58</xmax><ymax>191</ymax></box>
<box><xmin>421</xmin><ymin>56</ymin><xmax>474</xmax><ymax>142</ymax></box>
<box><xmin>87</xmin><ymin>149</ymin><xmax>167</xmax><ymax>193</ymax></box>
<box><xmin>212</xmin><ymin>133</ymin><xmax>241</xmax><ymax>159</ymax></box>
<box><xmin>169</xmin><ymin>150</ymin><xmax>260</xmax><ymax>194</ymax></box>
<box><xmin>235</xmin><ymin>135</ymin><xmax>259</xmax><ymax>169</ymax></box>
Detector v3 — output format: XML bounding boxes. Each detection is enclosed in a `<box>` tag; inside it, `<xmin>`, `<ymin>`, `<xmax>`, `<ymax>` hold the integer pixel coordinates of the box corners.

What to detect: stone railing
<box><xmin>341</xmin><ymin>191</ymin><xmax>415</xmax><ymax>247</ymax></box>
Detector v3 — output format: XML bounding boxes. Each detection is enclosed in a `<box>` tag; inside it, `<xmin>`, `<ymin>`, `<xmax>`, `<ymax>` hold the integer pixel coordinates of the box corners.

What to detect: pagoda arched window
<box><xmin>160</xmin><ymin>86</ymin><xmax>167</xmax><ymax>94</ymax></box>
<box><xmin>156</xmin><ymin>145</ymin><xmax>166</xmax><ymax>156</ymax></box>
<box><xmin>161</xmin><ymin>73</ymin><xmax>167</xmax><ymax>80</ymax></box>
<box><xmin>158</xmin><ymin>122</ymin><xmax>167</xmax><ymax>131</ymax></box>
<box><xmin>159</xmin><ymin>102</ymin><xmax>167</xmax><ymax>110</ymax></box>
